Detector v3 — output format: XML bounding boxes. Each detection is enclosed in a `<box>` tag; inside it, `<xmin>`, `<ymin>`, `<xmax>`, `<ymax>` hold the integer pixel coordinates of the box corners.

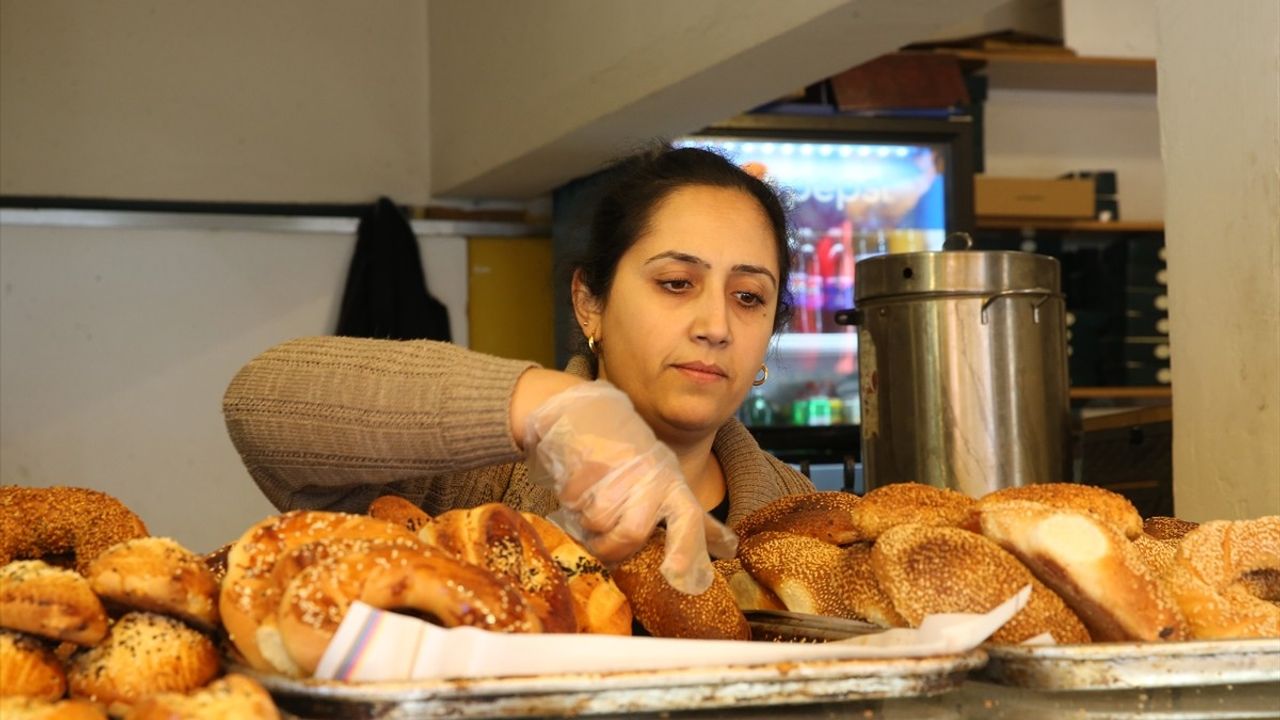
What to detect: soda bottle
<box><xmin>836</xmin><ymin>222</ymin><xmax>856</xmax><ymax>333</ymax></box>
<box><xmin>791</xmin><ymin>232</ymin><xmax>814</xmax><ymax>333</ymax></box>
<box><xmin>820</xmin><ymin>228</ymin><xmax>843</xmax><ymax>332</ymax></box>
<box><xmin>805</xmin><ymin>242</ymin><xmax>824</xmax><ymax>333</ymax></box>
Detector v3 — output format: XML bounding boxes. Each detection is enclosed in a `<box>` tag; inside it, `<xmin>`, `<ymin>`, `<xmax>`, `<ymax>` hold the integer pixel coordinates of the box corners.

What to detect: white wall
<box><xmin>0</xmin><ymin>215</ymin><xmax>468</xmax><ymax>552</ymax></box>
<box><xmin>0</xmin><ymin>0</ymin><xmax>432</xmax><ymax>203</ymax></box>
<box><xmin>427</xmin><ymin>0</ymin><xmax>1008</xmax><ymax>197</ymax></box>
<box><xmin>1157</xmin><ymin>0</ymin><xmax>1280</xmax><ymax>520</ymax></box>
<box><xmin>1063</xmin><ymin>0</ymin><xmax>1157</xmax><ymax>59</ymax></box>
<box><xmin>984</xmin><ymin>88</ymin><xmax>1164</xmax><ymax>220</ymax></box>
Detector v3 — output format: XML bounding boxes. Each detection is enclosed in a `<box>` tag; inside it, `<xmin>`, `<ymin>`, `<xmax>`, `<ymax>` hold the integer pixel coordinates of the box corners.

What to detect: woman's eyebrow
<box><xmin>644</xmin><ymin>251</ymin><xmax>777</xmax><ymax>289</ymax></box>
<box><xmin>644</xmin><ymin>250</ymin><xmax>708</xmax><ymax>268</ymax></box>
<box><xmin>732</xmin><ymin>264</ymin><xmax>777</xmax><ymax>289</ymax></box>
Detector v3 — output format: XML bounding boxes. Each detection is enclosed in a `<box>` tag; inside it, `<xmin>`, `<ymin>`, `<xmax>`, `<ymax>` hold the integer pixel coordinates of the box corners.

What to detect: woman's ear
<box><xmin>571</xmin><ymin>269</ymin><xmax>603</xmax><ymax>340</ymax></box>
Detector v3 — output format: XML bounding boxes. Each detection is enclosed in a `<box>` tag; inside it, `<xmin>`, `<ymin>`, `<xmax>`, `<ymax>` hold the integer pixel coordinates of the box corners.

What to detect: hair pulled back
<box><xmin>574</xmin><ymin>144</ymin><xmax>794</xmax><ymax>335</ymax></box>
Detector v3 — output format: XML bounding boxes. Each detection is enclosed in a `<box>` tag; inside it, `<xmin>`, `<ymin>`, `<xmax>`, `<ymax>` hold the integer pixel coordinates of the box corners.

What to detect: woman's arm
<box><xmin>223</xmin><ymin>336</ymin><xmax>568</xmax><ymax>511</ymax></box>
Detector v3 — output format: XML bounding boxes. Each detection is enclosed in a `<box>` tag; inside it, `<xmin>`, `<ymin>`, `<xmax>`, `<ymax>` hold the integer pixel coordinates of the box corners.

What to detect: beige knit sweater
<box><xmin>222</xmin><ymin>336</ymin><xmax>813</xmax><ymax>527</ymax></box>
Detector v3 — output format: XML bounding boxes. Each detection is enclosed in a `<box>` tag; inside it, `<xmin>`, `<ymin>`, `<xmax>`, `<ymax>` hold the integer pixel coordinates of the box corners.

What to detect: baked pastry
<box><xmin>1143</xmin><ymin>516</ymin><xmax>1199</xmax><ymax>541</ymax></box>
<box><xmin>713</xmin><ymin>557</ymin><xmax>785</xmax><ymax>612</ymax></box>
<box><xmin>254</xmin><ymin>534</ymin><xmax>433</xmax><ymax>676</ymax></box>
<box><xmin>0</xmin><ymin>629</ymin><xmax>65</xmax><ymax>700</ymax></box>
<box><xmin>978</xmin><ymin>483</ymin><xmax>1143</xmax><ymax>539</ymax></box>
<box><xmin>1132</xmin><ymin>533</ymin><xmax>1180</xmax><ymax>578</ymax></box>
<box><xmin>0</xmin><ymin>486</ymin><xmax>148</xmax><ymax>574</ymax></box>
<box><xmin>200</xmin><ymin>543</ymin><xmax>231</xmax><ymax>586</ymax></box>
<box><xmin>368</xmin><ymin>495</ymin><xmax>432</xmax><ymax>533</ymax></box>
<box><xmin>274</xmin><ymin>539</ymin><xmax>538</xmax><ymax>676</ymax></box>
<box><xmin>848</xmin><ymin>483</ymin><xmax>975</xmax><ymax>540</ymax></box>
<box><xmin>219</xmin><ymin>510</ymin><xmax>426</xmax><ymax>672</ymax></box>
<box><xmin>124</xmin><ymin>674</ymin><xmax>279</xmax><ymax>720</ymax></box>
<box><xmin>871</xmin><ymin>523</ymin><xmax>1091</xmax><ymax>644</ymax></box>
<box><xmin>66</xmin><ymin>612</ymin><xmax>219</xmax><ymax>717</ymax></box>
<box><xmin>978</xmin><ymin>500</ymin><xmax>1187</xmax><ymax>641</ymax></box>
<box><xmin>0</xmin><ymin>697</ymin><xmax>106</xmax><ymax>720</ymax></box>
<box><xmin>1165</xmin><ymin>516</ymin><xmax>1280</xmax><ymax>639</ymax></box>
<box><xmin>611</xmin><ymin>531</ymin><xmax>749</xmax><ymax>640</ymax></box>
<box><xmin>421</xmin><ymin>504</ymin><xmax>576</xmax><ymax>634</ymax></box>
<box><xmin>0</xmin><ymin>561</ymin><xmax>108</xmax><ymax>646</ymax></box>
<box><xmin>732</xmin><ymin>491</ymin><xmax>861</xmax><ymax>544</ymax></box>
<box><xmin>738</xmin><ymin>531</ymin><xmax>889</xmax><ymax>623</ymax></box>
<box><xmin>87</xmin><ymin>537</ymin><xmax>220</xmax><ymax>631</ymax></box>
<box><xmin>520</xmin><ymin>513</ymin><xmax>631</xmax><ymax>635</ymax></box>
<box><xmin>842</xmin><ymin>543</ymin><xmax>908</xmax><ymax>628</ymax></box>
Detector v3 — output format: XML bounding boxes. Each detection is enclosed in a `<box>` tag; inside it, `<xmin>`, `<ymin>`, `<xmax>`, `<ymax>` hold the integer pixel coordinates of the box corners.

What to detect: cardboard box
<box><xmin>975</xmin><ymin>176</ymin><xmax>1095</xmax><ymax>219</ymax></box>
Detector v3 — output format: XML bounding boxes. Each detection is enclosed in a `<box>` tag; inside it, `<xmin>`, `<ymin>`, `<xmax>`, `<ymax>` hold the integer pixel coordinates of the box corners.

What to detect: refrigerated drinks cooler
<box><xmin>677</xmin><ymin>114</ymin><xmax>975</xmax><ymax>451</ymax></box>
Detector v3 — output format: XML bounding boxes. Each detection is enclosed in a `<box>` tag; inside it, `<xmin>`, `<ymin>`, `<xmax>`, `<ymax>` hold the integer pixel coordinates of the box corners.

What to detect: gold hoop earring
<box><xmin>753</xmin><ymin>364</ymin><xmax>769</xmax><ymax>387</ymax></box>
<box><xmin>587</xmin><ymin>336</ymin><xmax>600</xmax><ymax>355</ymax></box>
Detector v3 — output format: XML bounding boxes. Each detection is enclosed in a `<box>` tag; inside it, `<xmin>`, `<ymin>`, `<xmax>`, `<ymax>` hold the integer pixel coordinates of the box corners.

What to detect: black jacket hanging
<box><xmin>336</xmin><ymin>197</ymin><xmax>453</xmax><ymax>342</ymax></box>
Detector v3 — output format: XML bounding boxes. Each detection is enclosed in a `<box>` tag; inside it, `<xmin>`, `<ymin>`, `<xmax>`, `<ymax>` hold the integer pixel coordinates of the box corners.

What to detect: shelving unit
<box><xmin>1070</xmin><ymin>386</ymin><xmax>1172</xmax><ymax>401</ymax></box>
<box><xmin>976</xmin><ymin>219</ymin><xmax>1164</xmax><ymax>232</ymax></box>
<box><xmin>952</xmin><ymin>49</ymin><xmax>1168</xmax><ymax>398</ymax></box>
<box><xmin>940</xmin><ymin>50</ymin><xmax>1157</xmax><ymax>94</ymax></box>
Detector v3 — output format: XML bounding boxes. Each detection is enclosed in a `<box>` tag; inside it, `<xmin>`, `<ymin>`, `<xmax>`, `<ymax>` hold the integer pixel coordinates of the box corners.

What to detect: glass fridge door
<box><xmin>677</xmin><ymin>136</ymin><xmax>952</xmax><ymax>430</ymax></box>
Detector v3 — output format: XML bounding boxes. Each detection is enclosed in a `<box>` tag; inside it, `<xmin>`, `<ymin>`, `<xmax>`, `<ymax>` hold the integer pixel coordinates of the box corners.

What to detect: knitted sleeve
<box><xmin>222</xmin><ymin>336</ymin><xmax>537</xmax><ymax>512</ymax></box>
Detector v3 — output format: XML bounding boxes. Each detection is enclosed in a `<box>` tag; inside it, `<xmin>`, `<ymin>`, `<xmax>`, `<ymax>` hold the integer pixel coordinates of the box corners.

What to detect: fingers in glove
<box><xmin>702</xmin><ymin>514</ymin><xmax>739</xmax><ymax>559</ymax></box>
<box><xmin>656</xmin><ymin>493</ymin><xmax>715</xmax><ymax>595</ymax></box>
<box><xmin>581</xmin><ymin>489</ymin><xmax>666</xmax><ymax>563</ymax></box>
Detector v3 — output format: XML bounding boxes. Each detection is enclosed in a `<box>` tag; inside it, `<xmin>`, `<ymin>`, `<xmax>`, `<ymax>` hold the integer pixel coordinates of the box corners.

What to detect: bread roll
<box><xmin>849</xmin><ymin>483</ymin><xmax>974</xmax><ymax>541</ymax></box>
<box><xmin>124</xmin><ymin>674</ymin><xmax>279</xmax><ymax>720</ymax></box>
<box><xmin>0</xmin><ymin>629</ymin><xmax>65</xmax><ymax>701</ymax></box>
<box><xmin>367</xmin><ymin>495</ymin><xmax>432</xmax><ymax>533</ymax></box>
<box><xmin>273</xmin><ymin>540</ymin><xmax>537</xmax><ymax>676</ymax></box>
<box><xmin>0</xmin><ymin>697</ymin><xmax>106</xmax><ymax>720</ymax></box>
<box><xmin>1143</xmin><ymin>516</ymin><xmax>1199</xmax><ymax>541</ymax></box>
<box><xmin>871</xmin><ymin>523</ymin><xmax>1090</xmax><ymax>644</ymax></box>
<box><xmin>978</xmin><ymin>500</ymin><xmax>1187</xmax><ymax>642</ymax></box>
<box><xmin>1165</xmin><ymin>516</ymin><xmax>1280</xmax><ymax>639</ymax></box>
<box><xmin>713</xmin><ymin>558</ymin><xmax>785</xmax><ymax>612</ymax></box>
<box><xmin>842</xmin><ymin>543</ymin><xmax>908</xmax><ymax>628</ymax></box>
<box><xmin>87</xmin><ymin>537</ymin><xmax>220</xmax><ymax>631</ymax></box>
<box><xmin>520</xmin><ymin>513</ymin><xmax>632</xmax><ymax>635</ymax></box>
<box><xmin>0</xmin><ymin>486</ymin><xmax>148</xmax><ymax>574</ymax></box>
<box><xmin>0</xmin><ymin>561</ymin><xmax>108</xmax><ymax>646</ymax></box>
<box><xmin>978</xmin><ymin>483</ymin><xmax>1143</xmax><ymax>539</ymax></box>
<box><xmin>421</xmin><ymin>504</ymin><xmax>576</xmax><ymax>634</ymax></box>
<box><xmin>218</xmin><ymin>510</ymin><xmax>425</xmax><ymax>672</ymax></box>
<box><xmin>732</xmin><ymin>491</ymin><xmax>861</xmax><ymax>544</ymax></box>
<box><xmin>738</xmin><ymin>531</ymin><xmax>890</xmax><ymax>624</ymax></box>
<box><xmin>1132</xmin><ymin>533</ymin><xmax>1180</xmax><ymax>578</ymax></box>
<box><xmin>611</xmin><ymin>531</ymin><xmax>749</xmax><ymax>640</ymax></box>
<box><xmin>66</xmin><ymin>612</ymin><xmax>219</xmax><ymax>717</ymax></box>
<box><xmin>258</xmin><ymin>535</ymin><xmax>427</xmax><ymax>676</ymax></box>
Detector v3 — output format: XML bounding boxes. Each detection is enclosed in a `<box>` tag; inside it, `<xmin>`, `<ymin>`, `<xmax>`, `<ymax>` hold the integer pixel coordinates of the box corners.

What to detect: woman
<box><xmin>222</xmin><ymin>145</ymin><xmax>815</xmax><ymax>594</ymax></box>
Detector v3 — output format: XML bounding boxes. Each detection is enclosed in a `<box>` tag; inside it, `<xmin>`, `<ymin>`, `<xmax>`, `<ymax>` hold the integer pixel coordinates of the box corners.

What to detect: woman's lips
<box><xmin>673</xmin><ymin>362</ymin><xmax>727</xmax><ymax>383</ymax></box>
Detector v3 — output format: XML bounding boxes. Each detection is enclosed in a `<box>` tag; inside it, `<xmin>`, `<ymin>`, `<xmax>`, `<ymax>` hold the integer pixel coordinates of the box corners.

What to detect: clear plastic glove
<box><xmin>523</xmin><ymin>381</ymin><xmax>738</xmax><ymax>595</ymax></box>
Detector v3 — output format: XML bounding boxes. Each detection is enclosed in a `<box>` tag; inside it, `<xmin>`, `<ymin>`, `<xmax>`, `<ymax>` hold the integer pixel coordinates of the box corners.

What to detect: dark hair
<box><xmin>573</xmin><ymin>144</ymin><xmax>794</xmax><ymax>337</ymax></box>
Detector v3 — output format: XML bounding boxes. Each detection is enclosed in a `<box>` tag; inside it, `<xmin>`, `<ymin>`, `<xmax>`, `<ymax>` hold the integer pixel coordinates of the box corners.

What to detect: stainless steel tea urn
<box><xmin>836</xmin><ymin>245</ymin><xmax>1071</xmax><ymax>497</ymax></box>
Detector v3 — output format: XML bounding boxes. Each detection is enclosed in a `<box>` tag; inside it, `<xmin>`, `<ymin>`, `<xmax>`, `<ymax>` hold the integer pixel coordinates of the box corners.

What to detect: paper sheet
<box><xmin>314</xmin><ymin>585</ymin><xmax>1031</xmax><ymax>682</ymax></box>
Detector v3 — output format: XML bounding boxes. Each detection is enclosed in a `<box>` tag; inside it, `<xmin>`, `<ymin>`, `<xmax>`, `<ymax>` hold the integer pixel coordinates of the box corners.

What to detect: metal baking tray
<box><xmin>243</xmin><ymin>650</ymin><xmax>987</xmax><ymax>719</ymax></box>
<box><xmin>981</xmin><ymin>638</ymin><xmax>1280</xmax><ymax>691</ymax></box>
<box><xmin>745</xmin><ymin>609</ymin><xmax>886</xmax><ymax>642</ymax></box>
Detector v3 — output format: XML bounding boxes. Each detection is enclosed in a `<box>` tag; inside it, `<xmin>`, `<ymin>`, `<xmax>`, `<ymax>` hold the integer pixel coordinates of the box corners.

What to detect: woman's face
<box><xmin>575</xmin><ymin>185</ymin><xmax>780</xmax><ymax>444</ymax></box>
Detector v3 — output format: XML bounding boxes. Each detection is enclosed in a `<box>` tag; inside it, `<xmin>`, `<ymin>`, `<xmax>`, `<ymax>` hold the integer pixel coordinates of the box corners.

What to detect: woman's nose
<box><xmin>692</xmin><ymin>293</ymin><xmax>731</xmax><ymax>347</ymax></box>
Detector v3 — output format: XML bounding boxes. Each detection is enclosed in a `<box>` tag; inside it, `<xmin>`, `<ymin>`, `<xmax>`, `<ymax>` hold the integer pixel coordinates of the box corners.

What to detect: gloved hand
<box><xmin>523</xmin><ymin>380</ymin><xmax>738</xmax><ymax>595</ymax></box>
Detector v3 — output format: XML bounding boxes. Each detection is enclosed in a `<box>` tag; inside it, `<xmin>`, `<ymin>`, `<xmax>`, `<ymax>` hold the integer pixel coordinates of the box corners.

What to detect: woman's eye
<box><xmin>659</xmin><ymin>279</ymin><xmax>693</xmax><ymax>292</ymax></box>
<box><xmin>735</xmin><ymin>291</ymin><xmax>765</xmax><ymax>307</ymax></box>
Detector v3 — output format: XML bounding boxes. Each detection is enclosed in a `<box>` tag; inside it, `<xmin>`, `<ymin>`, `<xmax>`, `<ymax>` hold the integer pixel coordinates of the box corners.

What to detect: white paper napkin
<box><xmin>314</xmin><ymin>585</ymin><xmax>1031</xmax><ymax>682</ymax></box>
